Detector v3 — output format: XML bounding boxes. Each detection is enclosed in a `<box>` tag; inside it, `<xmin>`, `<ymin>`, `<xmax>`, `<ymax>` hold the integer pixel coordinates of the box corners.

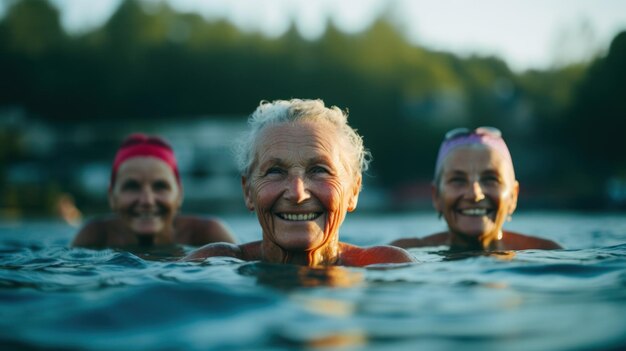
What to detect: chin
<box><xmin>132</xmin><ymin>229</ymin><xmax>159</xmax><ymax>236</ymax></box>
<box><xmin>277</xmin><ymin>236</ymin><xmax>321</xmax><ymax>251</ymax></box>
<box><xmin>130</xmin><ymin>222</ymin><xmax>163</xmax><ymax>236</ymax></box>
<box><xmin>463</xmin><ymin>227</ymin><xmax>502</xmax><ymax>239</ymax></box>
<box><xmin>273</xmin><ymin>231</ymin><xmax>325</xmax><ymax>251</ymax></box>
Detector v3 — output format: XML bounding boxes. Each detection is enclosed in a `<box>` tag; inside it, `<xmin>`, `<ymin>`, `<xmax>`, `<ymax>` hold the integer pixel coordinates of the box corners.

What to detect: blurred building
<box><xmin>1</xmin><ymin>109</ymin><xmax>249</xmax><ymax>216</ymax></box>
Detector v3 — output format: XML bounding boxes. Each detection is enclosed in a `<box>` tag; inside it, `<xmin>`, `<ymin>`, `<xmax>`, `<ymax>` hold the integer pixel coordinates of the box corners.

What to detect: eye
<box><xmin>265</xmin><ymin>166</ymin><xmax>285</xmax><ymax>176</ymax></box>
<box><xmin>153</xmin><ymin>180</ymin><xmax>172</xmax><ymax>191</ymax></box>
<box><xmin>447</xmin><ymin>176</ymin><xmax>466</xmax><ymax>185</ymax></box>
<box><xmin>482</xmin><ymin>175</ymin><xmax>501</xmax><ymax>185</ymax></box>
<box><xmin>120</xmin><ymin>180</ymin><xmax>140</xmax><ymax>191</ymax></box>
<box><xmin>310</xmin><ymin>165</ymin><xmax>330</xmax><ymax>174</ymax></box>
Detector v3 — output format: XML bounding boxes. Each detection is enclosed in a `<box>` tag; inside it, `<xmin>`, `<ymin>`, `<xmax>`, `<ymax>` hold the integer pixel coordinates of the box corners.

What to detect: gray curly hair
<box><xmin>234</xmin><ymin>99</ymin><xmax>371</xmax><ymax>177</ymax></box>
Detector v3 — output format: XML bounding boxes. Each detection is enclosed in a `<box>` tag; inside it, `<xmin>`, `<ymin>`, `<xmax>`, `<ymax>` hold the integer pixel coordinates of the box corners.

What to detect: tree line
<box><xmin>1</xmin><ymin>0</ymin><xmax>625</xmax><ymax>213</ymax></box>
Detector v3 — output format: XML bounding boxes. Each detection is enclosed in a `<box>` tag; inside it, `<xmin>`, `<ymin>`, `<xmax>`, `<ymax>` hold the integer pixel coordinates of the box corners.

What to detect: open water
<box><xmin>1</xmin><ymin>211</ymin><xmax>625</xmax><ymax>350</ymax></box>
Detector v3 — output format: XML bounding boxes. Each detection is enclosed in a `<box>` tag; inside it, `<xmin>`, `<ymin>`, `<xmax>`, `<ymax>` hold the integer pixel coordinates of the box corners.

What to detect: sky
<box><xmin>4</xmin><ymin>0</ymin><xmax>626</xmax><ymax>72</ymax></box>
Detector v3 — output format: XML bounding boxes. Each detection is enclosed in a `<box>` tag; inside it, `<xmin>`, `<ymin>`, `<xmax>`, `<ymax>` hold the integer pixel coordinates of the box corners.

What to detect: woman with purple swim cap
<box><xmin>391</xmin><ymin>127</ymin><xmax>562</xmax><ymax>251</ymax></box>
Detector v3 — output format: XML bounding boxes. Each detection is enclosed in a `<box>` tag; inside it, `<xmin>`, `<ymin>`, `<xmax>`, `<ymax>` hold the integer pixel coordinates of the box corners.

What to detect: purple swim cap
<box><xmin>434</xmin><ymin>127</ymin><xmax>514</xmax><ymax>179</ymax></box>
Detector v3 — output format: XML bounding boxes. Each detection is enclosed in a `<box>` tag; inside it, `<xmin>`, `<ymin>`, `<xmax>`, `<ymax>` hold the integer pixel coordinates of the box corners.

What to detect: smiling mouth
<box><xmin>276</xmin><ymin>213</ymin><xmax>322</xmax><ymax>221</ymax></box>
<box><xmin>133</xmin><ymin>212</ymin><xmax>161</xmax><ymax>220</ymax></box>
<box><xmin>458</xmin><ymin>208</ymin><xmax>491</xmax><ymax>216</ymax></box>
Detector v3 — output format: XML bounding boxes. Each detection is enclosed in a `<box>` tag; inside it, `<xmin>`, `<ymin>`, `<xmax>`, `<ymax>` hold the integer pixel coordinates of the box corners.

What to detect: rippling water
<box><xmin>1</xmin><ymin>212</ymin><xmax>625</xmax><ymax>350</ymax></box>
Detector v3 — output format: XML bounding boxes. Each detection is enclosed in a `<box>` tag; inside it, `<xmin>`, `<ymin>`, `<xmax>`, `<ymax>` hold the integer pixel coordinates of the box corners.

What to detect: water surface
<box><xmin>1</xmin><ymin>212</ymin><xmax>625</xmax><ymax>350</ymax></box>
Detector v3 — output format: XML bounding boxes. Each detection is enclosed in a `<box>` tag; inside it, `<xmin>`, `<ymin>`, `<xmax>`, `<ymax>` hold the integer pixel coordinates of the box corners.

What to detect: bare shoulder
<box><xmin>174</xmin><ymin>215</ymin><xmax>237</xmax><ymax>246</ymax></box>
<box><xmin>504</xmin><ymin>231</ymin><xmax>563</xmax><ymax>250</ymax></box>
<box><xmin>340</xmin><ymin>243</ymin><xmax>416</xmax><ymax>266</ymax></box>
<box><xmin>181</xmin><ymin>242</ymin><xmax>243</xmax><ymax>261</ymax></box>
<box><xmin>389</xmin><ymin>237</ymin><xmax>423</xmax><ymax>249</ymax></box>
<box><xmin>238</xmin><ymin>241</ymin><xmax>263</xmax><ymax>261</ymax></box>
<box><xmin>71</xmin><ymin>217</ymin><xmax>114</xmax><ymax>248</ymax></box>
<box><xmin>389</xmin><ymin>232</ymin><xmax>448</xmax><ymax>249</ymax></box>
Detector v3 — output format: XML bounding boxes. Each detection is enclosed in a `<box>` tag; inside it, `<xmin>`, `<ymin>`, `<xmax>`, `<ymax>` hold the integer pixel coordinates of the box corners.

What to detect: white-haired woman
<box><xmin>184</xmin><ymin>99</ymin><xmax>414</xmax><ymax>266</ymax></box>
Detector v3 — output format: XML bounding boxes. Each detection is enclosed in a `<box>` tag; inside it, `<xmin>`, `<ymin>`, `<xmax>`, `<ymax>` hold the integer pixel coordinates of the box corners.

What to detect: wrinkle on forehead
<box><xmin>255</xmin><ymin>121</ymin><xmax>350</xmax><ymax>173</ymax></box>
<box><xmin>116</xmin><ymin>157</ymin><xmax>178</xmax><ymax>183</ymax></box>
<box><xmin>442</xmin><ymin>145</ymin><xmax>516</xmax><ymax>183</ymax></box>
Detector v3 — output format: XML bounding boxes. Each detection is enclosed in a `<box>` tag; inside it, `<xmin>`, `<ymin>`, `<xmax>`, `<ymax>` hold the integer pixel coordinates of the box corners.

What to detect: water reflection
<box><xmin>1</xmin><ymin>217</ymin><xmax>625</xmax><ymax>350</ymax></box>
<box><xmin>236</xmin><ymin>262</ymin><xmax>368</xmax><ymax>348</ymax></box>
<box><xmin>439</xmin><ymin>250</ymin><xmax>516</xmax><ymax>261</ymax></box>
<box><xmin>237</xmin><ymin>262</ymin><xmax>364</xmax><ymax>290</ymax></box>
<box><xmin>271</xmin><ymin>329</ymin><xmax>367</xmax><ymax>350</ymax></box>
<box><xmin>122</xmin><ymin>245</ymin><xmax>187</xmax><ymax>262</ymax></box>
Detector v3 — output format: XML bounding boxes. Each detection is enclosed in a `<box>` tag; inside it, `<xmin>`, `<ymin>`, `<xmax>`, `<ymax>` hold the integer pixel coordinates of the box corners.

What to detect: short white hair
<box><xmin>234</xmin><ymin>99</ymin><xmax>371</xmax><ymax>177</ymax></box>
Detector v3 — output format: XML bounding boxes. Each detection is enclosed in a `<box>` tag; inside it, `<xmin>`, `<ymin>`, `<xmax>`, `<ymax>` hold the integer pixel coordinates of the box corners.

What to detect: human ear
<box><xmin>509</xmin><ymin>180</ymin><xmax>519</xmax><ymax>214</ymax></box>
<box><xmin>176</xmin><ymin>183</ymin><xmax>184</xmax><ymax>208</ymax></box>
<box><xmin>108</xmin><ymin>188</ymin><xmax>120</xmax><ymax>212</ymax></box>
<box><xmin>347</xmin><ymin>175</ymin><xmax>361</xmax><ymax>212</ymax></box>
<box><xmin>241</xmin><ymin>176</ymin><xmax>254</xmax><ymax>211</ymax></box>
<box><xmin>431</xmin><ymin>182</ymin><xmax>443</xmax><ymax>213</ymax></box>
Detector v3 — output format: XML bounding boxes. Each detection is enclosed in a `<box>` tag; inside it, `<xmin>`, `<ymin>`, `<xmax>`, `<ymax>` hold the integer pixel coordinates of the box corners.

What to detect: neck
<box><xmin>261</xmin><ymin>241</ymin><xmax>339</xmax><ymax>267</ymax></box>
<box><xmin>135</xmin><ymin>235</ymin><xmax>155</xmax><ymax>247</ymax></box>
<box><xmin>131</xmin><ymin>226</ymin><xmax>175</xmax><ymax>247</ymax></box>
<box><xmin>448</xmin><ymin>230</ymin><xmax>503</xmax><ymax>251</ymax></box>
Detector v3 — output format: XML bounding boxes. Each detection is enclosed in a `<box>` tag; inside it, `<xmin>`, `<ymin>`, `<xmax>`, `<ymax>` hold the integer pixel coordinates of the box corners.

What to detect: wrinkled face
<box><xmin>433</xmin><ymin>146</ymin><xmax>518</xmax><ymax>241</ymax></box>
<box><xmin>243</xmin><ymin>121</ymin><xmax>361</xmax><ymax>252</ymax></box>
<box><xmin>109</xmin><ymin>157</ymin><xmax>182</xmax><ymax>236</ymax></box>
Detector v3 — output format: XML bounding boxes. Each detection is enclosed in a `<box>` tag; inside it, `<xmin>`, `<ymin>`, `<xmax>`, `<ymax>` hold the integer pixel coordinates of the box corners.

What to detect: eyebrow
<box><xmin>118</xmin><ymin>176</ymin><xmax>140</xmax><ymax>183</ymax></box>
<box><xmin>445</xmin><ymin>170</ymin><xmax>467</xmax><ymax>177</ymax></box>
<box><xmin>308</xmin><ymin>155</ymin><xmax>333</xmax><ymax>165</ymax></box>
<box><xmin>118</xmin><ymin>179</ymin><xmax>140</xmax><ymax>188</ymax></box>
<box><xmin>257</xmin><ymin>158</ymin><xmax>285</xmax><ymax>172</ymax></box>
<box><xmin>481</xmin><ymin>169</ymin><xmax>500</xmax><ymax>176</ymax></box>
<box><xmin>259</xmin><ymin>155</ymin><xmax>333</xmax><ymax>167</ymax></box>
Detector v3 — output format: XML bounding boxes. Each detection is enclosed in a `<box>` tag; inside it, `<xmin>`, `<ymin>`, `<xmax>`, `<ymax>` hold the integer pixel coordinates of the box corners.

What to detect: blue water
<box><xmin>1</xmin><ymin>212</ymin><xmax>626</xmax><ymax>350</ymax></box>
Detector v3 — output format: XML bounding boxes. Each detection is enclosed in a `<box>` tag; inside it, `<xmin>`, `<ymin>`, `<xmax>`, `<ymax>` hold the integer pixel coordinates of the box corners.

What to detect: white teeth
<box><xmin>460</xmin><ymin>208</ymin><xmax>488</xmax><ymax>216</ymax></box>
<box><xmin>137</xmin><ymin>213</ymin><xmax>157</xmax><ymax>219</ymax></box>
<box><xmin>280</xmin><ymin>213</ymin><xmax>319</xmax><ymax>221</ymax></box>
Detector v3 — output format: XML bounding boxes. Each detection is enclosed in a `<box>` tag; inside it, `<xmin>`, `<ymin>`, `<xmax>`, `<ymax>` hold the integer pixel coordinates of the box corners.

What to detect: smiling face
<box><xmin>433</xmin><ymin>145</ymin><xmax>518</xmax><ymax>244</ymax></box>
<box><xmin>109</xmin><ymin>157</ymin><xmax>182</xmax><ymax>238</ymax></box>
<box><xmin>242</xmin><ymin>120</ymin><xmax>361</xmax><ymax>254</ymax></box>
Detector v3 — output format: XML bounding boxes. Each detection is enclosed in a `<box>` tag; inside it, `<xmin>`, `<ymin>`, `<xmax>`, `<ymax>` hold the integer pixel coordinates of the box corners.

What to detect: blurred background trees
<box><xmin>1</xmin><ymin>0</ymin><xmax>624</xmax><ymax>217</ymax></box>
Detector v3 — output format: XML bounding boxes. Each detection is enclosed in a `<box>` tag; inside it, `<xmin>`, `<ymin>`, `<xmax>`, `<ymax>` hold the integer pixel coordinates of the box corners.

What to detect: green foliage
<box><xmin>2</xmin><ymin>0</ymin><xmax>621</xmax><ymax>210</ymax></box>
<box><xmin>565</xmin><ymin>31</ymin><xmax>626</xmax><ymax>173</ymax></box>
<box><xmin>1</xmin><ymin>0</ymin><xmax>65</xmax><ymax>55</ymax></box>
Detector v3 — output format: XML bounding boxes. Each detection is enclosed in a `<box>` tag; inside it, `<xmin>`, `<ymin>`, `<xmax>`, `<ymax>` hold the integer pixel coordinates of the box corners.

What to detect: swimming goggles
<box><xmin>444</xmin><ymin>126</ymin><xmax>502</xmax><ymax>140</ymax></box>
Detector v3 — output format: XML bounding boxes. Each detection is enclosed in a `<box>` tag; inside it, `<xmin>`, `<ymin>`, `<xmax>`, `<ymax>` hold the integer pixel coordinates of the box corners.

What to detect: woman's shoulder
<box><xmin>174</xmin><ymin>215</ymin><xmax>237</xmax><ymax>245</ymax></box>
<box><xmin>339</xmin><ymin>243</ymin><xmax>416</xmax><ymax>266</ymax></box>
<box><xmin>389</xmin><ymin>232</ymin><xmax>448</xmax><ymax>249</ymax></box>
<box><xmin>181</xmin><ymin>241</ymin><xmax>263</xmax><ymax>261</ymax></box>
<box><xmin>71</xmin><ymin>216</ymin><xmax>120</xmax><ymax>248</ymax></box>
<box><xmin>503</xmin><ymin>231</ymin><xmax>563</xmax><ymax>250</ymax></box>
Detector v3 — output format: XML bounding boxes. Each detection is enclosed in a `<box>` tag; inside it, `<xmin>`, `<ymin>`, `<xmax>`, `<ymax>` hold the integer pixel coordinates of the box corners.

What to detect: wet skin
<box><xmin>184</xmin><ymin>120</ymin><xmax>415</xmax><ymax>266</ymax></box>
<box><xmin>108</xmin><ymin>157</ymin><xmax>183</xmax><ymax>244</ymax></box>
<box><xmin>242</xmin><ymin>120</ymin><xmax>360</xmax><ymax>265</ymax></box>
<box><xmin>433</xmin><ymin>145</ymin><xmax>518</xmax><ymax>250</ymax></box>
<box><xmin>391</xmin><ymin>144</ymin><xmax>562</xmax><ymax>251</ymax></box>
<box><xmin>72</xmin><ymin>156</ymin><xmax>237</xmax><ymax>250</ymax></box>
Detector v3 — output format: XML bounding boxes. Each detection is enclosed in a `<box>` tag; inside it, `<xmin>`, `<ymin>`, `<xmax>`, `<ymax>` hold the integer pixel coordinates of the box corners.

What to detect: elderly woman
<box><xmin>184</xmin><ymin>99</ymin><xmax>414</xmax><ymax>266</ymax></box>
<box><xmin>72</xmin><ymin>133</ymin><xmax>236</xmax><ymax>249</ymax></box>
<box><xmin>391</xmin><ymin>127</ymin><xmax>562</xmax><ymax>251</ymax></box>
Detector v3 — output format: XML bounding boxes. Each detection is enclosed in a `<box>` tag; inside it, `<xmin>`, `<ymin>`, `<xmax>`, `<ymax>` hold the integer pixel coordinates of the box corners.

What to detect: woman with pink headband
<box><xmin>72</xmin><ymin>133</ymin><xmax>236</xmax><ymax>249</ymax></box>
<box><xmin>391</xmin><ymin>127</ymin><xmax>561</xmax><ymax>251</ymax></box>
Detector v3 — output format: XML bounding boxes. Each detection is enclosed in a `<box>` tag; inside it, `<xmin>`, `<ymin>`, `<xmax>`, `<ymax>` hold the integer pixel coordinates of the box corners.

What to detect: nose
<box><xmin>138</xmin><ymin>186</ymin><xmax>155</xmax><ymax>205</ymax></box>
<box><xmin>468</xmin><ymin>181</ymin><xmax>485</xmax><ymax>202</ymax></box>
<box><xmin>284</xmin><ymin>174</ymin><xmax>310</xmax><ymax>204</ymax></box>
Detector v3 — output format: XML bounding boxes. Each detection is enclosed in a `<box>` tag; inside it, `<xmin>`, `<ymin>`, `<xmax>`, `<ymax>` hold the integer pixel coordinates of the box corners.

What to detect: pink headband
<box><xmin>110</xmin><ymin>134</ymin><xmax>180</xmax><ymax>188</ymax></box>
<box><xmin>434</xmin><ymin>132</ymin><xmax>513</xmax><ymax>178</ymax></box>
